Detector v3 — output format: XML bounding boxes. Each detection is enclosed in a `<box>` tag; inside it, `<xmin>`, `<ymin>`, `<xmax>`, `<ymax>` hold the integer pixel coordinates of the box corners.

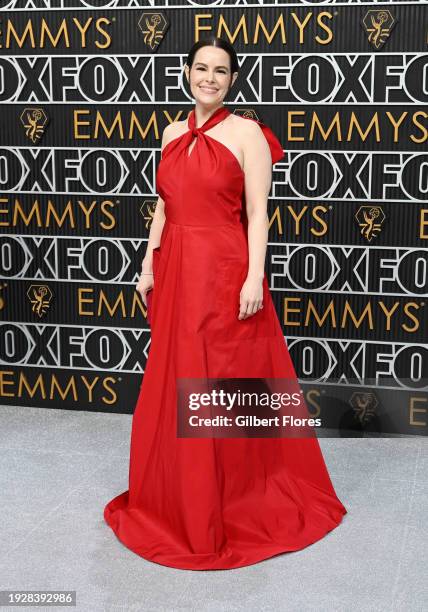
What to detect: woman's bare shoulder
<box><xmin>231</xmin><ymin>112</ymin><xmax>263</xmax><ymax>137</ymax></box>
<box><xmin>162</xmin><ymin>118</ymin><xmax>188</xmax><ymax>149</ymax></box>
<box><xmin>228</xmin><ymin>113</ymin><xmax>267</xmax><ymax>158</ymax></box>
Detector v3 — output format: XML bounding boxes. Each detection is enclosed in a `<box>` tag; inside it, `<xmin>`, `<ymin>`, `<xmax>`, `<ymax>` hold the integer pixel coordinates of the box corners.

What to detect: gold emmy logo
<box><xmin>233</xmin><ymin>108</ymin><xmax>259</xmax><ymax>121</ymax></box>
<box><xmin>0</xmin><ymin>282</ymin><xmax>6</xmax><ymax>311</ymax></box>
<box><xmin>350</xmin><ymin>392</ymin><xmax>378</xmax><ymax>424</ymax></box>
<box><xmin>362</xmin><ymin>10</ymin><xmax>396</xmax><ymax>50</ymax></box>
<box><xmin>27</xmin><ymin>284</ymin><xmax>53</xmax><ymax>317</ymax></box>
<box><xmin>20</xmin><ymin>108</ymin><xmax>49</xmax><ymax>143</ymax></box>
<box><xmin>355</xmin><ymin>205</ymin><xmax>385</xmax><ymax>241</ymax></box>
<box><xmin>137</xmin><ymin>13</ymin><xmax>168</xmax><ymax>49</ymax></box>
<box><xmin>140</xmin><ymin>199</ymin><xmax>158</xmax><ymax>229</ymax></box>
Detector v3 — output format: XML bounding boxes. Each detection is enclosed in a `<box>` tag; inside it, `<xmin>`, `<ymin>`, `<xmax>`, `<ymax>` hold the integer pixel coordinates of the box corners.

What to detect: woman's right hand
<box><xmin>136</xmin><ymin>271</ymin><xmax>154</xmax><ymax>306</ymax></box>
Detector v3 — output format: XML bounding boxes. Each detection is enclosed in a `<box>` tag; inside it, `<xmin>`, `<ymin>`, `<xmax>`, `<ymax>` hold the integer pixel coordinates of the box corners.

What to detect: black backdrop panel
<box><xmin>0</xmin><ymin>2</ymin><xmax>427</xmax><ymax>436</ymax></box>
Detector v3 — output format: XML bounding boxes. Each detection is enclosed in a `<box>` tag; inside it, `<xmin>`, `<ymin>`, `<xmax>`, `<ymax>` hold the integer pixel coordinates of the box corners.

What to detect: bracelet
<box><xmin>140</xmin><ymin>272</ymin><xmax>154</xmax><ymax>275</ymax></box>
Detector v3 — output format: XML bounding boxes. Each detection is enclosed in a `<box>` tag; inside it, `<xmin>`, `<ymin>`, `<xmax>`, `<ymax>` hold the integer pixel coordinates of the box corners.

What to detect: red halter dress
<box><xmin>104</xmin><ymin>105</ymin><xmax>347</xmax><ymax>570</ymax></box>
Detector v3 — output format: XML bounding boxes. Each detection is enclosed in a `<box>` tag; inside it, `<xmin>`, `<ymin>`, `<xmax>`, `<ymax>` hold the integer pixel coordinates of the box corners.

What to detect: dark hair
<box><xmin>186</xmin><ymin>37</ymin><xmax>239</xmax><ymax>85</ymax></box>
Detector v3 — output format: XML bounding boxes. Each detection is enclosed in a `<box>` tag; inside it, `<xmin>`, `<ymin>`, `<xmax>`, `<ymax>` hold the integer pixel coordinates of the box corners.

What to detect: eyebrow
<box><xmin>194</xmin><ymin>62</ymin><xmax>229</xmax><ymax>70</ymax></box>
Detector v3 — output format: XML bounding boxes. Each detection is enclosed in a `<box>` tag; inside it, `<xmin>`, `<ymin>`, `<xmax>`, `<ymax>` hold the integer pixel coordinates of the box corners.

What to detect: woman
<box><xmin>104</xmin><ymin>37</ymin><xmax>347</xmax><ymax>570</ymax></box>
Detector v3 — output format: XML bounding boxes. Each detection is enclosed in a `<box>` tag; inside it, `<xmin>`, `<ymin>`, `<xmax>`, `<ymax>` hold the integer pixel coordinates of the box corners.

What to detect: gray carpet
<box><xmin>0</xmin><ymin>405</ymin><xmax>426</xmax><ymax>612</ymax></box>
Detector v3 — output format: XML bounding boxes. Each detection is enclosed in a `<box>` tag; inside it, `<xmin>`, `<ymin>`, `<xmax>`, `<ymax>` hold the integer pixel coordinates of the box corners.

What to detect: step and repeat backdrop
<box><xmin>0</xmin><ymin>1</ymin><xmax>427</xmax><ymax>435</ymax></box>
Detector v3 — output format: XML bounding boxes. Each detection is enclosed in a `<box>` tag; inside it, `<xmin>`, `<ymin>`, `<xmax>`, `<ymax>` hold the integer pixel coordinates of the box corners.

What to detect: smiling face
<box><xmin>185</xmin><ymin>46</ymin><xmax>238</xmax><ymax>106</ymax></box>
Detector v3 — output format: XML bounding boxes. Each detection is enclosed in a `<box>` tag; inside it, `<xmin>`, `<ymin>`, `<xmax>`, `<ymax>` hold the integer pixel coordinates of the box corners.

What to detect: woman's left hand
<box><xmin>238</xmin><ymin>276</ymin><xmax>264</xmax><ymax>320</ymax></box>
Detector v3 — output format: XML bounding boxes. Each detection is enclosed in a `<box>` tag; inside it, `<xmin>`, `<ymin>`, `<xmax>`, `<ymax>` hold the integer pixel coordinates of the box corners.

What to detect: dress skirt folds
<box><xmin>104</xmin><ymin>105</ymin><xmax>347</xmax><ymax>570</ymax></box>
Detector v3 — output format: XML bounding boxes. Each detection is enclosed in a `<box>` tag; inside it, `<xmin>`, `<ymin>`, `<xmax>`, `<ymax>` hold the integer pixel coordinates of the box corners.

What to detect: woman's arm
<box><xmin>140</xmin><ymin>123</ymin><xmax>176</xmax><ymax>274</ymax></box>
<box><xmin>141</xmin><ymin>196</ymin><xmax>165</xmax><ymax>274</ymax></box>
<box><xmin>239</xmin><ymin>120</ymin><xmax>273</xmax><ymax>319</ymax></box>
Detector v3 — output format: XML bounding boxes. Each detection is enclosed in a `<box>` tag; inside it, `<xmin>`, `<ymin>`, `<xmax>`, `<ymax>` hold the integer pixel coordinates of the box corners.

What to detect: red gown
<box><xmin>104</xmin><ymin>105</ymin><xmax>347</xmax><ymax>570</ymax></box>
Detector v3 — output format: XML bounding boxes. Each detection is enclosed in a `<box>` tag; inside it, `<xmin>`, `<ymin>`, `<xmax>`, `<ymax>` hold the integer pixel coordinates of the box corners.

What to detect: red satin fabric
<box><xmin>104</xmin><ymin>106</ymin><xmax>347</xmax><ymax>570</ymax></box>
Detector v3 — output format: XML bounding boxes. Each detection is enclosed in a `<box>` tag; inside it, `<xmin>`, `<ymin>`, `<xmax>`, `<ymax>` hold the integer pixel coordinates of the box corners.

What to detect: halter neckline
<box><xmin>187</xmin><ymin>106</ymin><xmax>231</xmax><ymax>136</ymax></box>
